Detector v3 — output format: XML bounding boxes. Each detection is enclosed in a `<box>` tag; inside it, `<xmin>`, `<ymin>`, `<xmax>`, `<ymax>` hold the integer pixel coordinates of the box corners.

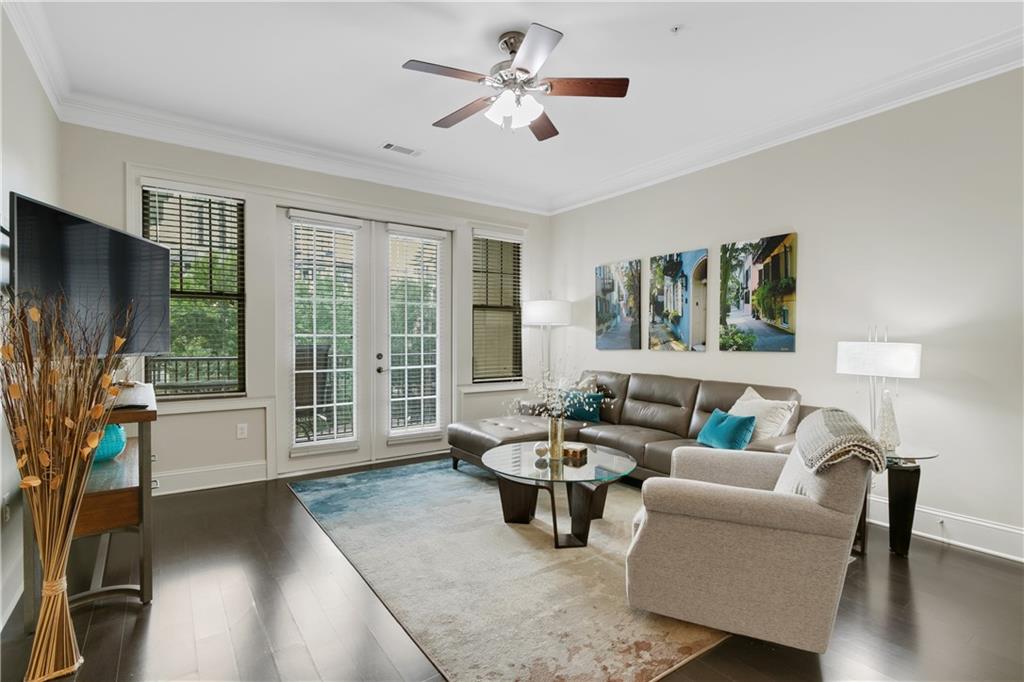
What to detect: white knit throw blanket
<box><xmin>797</xmin><ymin>408</ymin><xmax>886</xmax><ymax>474</ymax></box>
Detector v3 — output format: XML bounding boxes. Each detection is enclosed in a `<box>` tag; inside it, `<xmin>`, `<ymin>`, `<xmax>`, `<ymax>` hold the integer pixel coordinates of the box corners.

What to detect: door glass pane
<box><xmin>388</xmin><ymin>234</ymin><xmax>441</xmax><ymax>434</ymax></box>
<box><xmin>292</xmin><ymin>222</ymin><xmax>356</xmax><ymax>444</ymax></box>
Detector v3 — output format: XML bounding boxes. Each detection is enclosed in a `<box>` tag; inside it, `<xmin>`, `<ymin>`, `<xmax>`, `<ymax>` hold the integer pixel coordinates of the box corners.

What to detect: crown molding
<box><xmin>6</xmin><ymin>4</ymin><xmax>1022</xmax><ymax>218</ymax></box>
<box><xmin>550</xmin><ymin>26</ymin><xmax>1024</xmax><ymax>214</ymax></box>
<box><xmin>2</xmin><ymin>2</ymin><xmax>69</xmax><ymax>113</ymax></box>
<box><xmin>56</xmin><ymin>92</ymin><xmax>552</xmax><ymax>214</ymax></box>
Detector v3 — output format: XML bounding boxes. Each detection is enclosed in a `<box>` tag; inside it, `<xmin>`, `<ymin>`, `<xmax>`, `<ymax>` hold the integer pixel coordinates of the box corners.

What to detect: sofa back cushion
<box><xmin>774</xmin><ymin>446</ymin><xmax>870</xmax><ymax>515</ymax></box>
<box><xmin>580</xmin><ymin>370</ymin><xmax>631</xmax><ymax>424</ymax></box>
<box><xmin>620</xmin><ymin>373</ymin><xmax>700</xmax><ymax>437</ymax></box>
<box><xmin>689</xmin><ymin>380</ymin><xmax>801</xmax><ymax>438</ymax></box>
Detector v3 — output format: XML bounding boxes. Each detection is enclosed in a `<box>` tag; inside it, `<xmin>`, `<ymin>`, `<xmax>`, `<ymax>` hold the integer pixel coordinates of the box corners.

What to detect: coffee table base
<box><xmin>496</xmin><ymin>475</ymin><xmax>609</xmax><ymax>549</ymax></box>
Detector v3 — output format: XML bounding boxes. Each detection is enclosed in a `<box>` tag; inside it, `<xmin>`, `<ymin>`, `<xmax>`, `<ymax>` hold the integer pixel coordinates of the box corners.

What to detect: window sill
<box><xmin>290</xmin><ymin>439</ymin><xmax>360</xmax><ymax>458</ymax></box>
<box><xmin>459</xmin><ymin>382</ymin><xmax>527</xmax><ymax>395</ymax></box>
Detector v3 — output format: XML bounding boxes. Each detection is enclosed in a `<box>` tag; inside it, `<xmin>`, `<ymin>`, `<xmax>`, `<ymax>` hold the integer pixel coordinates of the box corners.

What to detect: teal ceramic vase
<box><xmin>94</xmin><ymin>424</ymin><xmax>127</xmax><ymax>462</ymax></box>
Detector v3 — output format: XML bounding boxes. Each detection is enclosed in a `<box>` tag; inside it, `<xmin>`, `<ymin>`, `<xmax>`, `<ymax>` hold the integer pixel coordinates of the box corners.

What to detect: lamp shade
<box><xmin>836</xmin><ymin>341</ymin><xmax>922</xmax><ymax>379</ymax></box>
<box><xmin>522</xmin><ymin>299</ymin><xmax>571</xmax><ymax>327</ymax></box>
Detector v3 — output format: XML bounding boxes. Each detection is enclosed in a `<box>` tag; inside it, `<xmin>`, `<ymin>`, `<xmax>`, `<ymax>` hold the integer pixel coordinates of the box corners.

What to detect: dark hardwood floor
<box><xmin>3</xmin><ymin>458</ymin><xmax>1022</xmax><ymax>681</ymax></box>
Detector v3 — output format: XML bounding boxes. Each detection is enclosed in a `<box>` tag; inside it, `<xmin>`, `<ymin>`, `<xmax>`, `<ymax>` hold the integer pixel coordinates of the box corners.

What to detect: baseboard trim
<box><xmin>152</xmin><ymin>460</ymin><xmax>267</xmax><ymax>496</ymax></box>
<box><xmin>867</xmin><ymin>494</ymin><xmax>1023</xmax><ymax>563</ymax></box>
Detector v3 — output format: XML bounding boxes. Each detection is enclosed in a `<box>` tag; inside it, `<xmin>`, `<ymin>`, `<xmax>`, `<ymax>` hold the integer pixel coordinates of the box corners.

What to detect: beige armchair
<box><xmin>626</xmin><ymin>444</ymin><xmax>870</xmax><ymax>654</ymax></box>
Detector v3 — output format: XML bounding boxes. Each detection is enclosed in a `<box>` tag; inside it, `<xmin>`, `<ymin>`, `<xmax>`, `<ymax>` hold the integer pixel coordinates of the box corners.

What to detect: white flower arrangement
<box><xmin>521</xmin><ymin>372</ymin><xmax>606</xmax><ymax>419</ymax></box>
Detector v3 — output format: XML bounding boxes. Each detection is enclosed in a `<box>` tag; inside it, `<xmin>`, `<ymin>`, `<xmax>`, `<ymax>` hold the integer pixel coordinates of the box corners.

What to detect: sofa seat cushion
<box><xmin>448</xmin><ymin>416</ymin><xmax>588</xmax><ymax>457</ymax></box>
<box><xmin>577</xmin><ymin>424</ymin><xmax>679</xmax><ymax>464</ymax></box>
<box><xmin>643</xmin><ymin>439</ymin><xmax>700</xmax><ymax>474</ymax></box>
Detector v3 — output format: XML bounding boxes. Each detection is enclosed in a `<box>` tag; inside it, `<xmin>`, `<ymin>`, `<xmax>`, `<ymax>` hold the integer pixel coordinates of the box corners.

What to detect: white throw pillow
<box><xmin>576</xmin><ymin>374</ymin><xmax>599</xmax><ymax>393</ymax></box>
<box><xmin>728</xmin><ymin>387</ymin><xmax>798</xmax><ymax>442</ymax></box>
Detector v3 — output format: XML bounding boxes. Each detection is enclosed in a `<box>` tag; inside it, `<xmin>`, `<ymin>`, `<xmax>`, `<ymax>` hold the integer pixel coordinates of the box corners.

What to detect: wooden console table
<box><xmin>23</xmin><ymin>400</ymin><xmax>156</xmax><ymax>631</ymax></box>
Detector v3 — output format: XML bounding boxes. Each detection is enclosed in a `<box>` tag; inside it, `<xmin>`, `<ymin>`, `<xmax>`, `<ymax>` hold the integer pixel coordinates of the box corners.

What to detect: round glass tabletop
<box><xmin>481</xmin><ymin>441</ymin><xmax>637</xmax><ymax>485</ymax></box>
<box><xmin>887</xmin><ymin>445</ymin><xmax>939</xmax><ymax>466</ymax></box>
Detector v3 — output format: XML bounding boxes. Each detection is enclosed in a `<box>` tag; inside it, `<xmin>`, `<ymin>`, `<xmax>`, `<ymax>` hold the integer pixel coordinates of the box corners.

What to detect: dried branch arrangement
<box><xmin>0</xmin><ymin>296</ymin><xmax>129</xmax><ymax>682</ymax></box>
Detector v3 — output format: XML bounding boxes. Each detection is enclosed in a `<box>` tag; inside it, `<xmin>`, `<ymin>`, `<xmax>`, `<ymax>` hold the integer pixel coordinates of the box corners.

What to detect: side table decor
<box><xmin>525</xmin><ymin>373</ymin><xmax>606</xmax><ymax>460</ymax></box>
<box><xmin>0</xmin><ymin>297</ymin><xmax>129</xmax><ymax>682</ymax></box>
<box><xmin>94</xmin><ymin>424</ymin><xmax>127</xmax><ymax>462</ymax></box>
<box><xmin>835</xmin><ymin>331</ymin><xmax>922</xmax><ymax>448</ymax></box>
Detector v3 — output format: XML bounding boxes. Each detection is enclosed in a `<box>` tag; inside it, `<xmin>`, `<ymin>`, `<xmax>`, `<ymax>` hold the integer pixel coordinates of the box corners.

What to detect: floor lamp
<box><xmin>523</xmin><ymin>299</ymin><xmax>571</xmax><ymax>378</ymax></box>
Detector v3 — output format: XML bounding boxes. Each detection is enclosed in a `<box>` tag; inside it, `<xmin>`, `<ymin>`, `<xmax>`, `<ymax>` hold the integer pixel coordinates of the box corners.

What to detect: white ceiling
<box><xmin>8</xmin><ymin>2</ymin><xmax>1023</xmax><ymax>214</ymax></box>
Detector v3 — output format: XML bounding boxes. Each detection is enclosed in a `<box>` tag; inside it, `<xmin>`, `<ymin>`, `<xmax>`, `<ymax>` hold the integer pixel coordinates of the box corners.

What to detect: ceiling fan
<box><xmin>403</xmin><ymin>23</ymin><xmax>629</xmax><ymax>142</ymax></box>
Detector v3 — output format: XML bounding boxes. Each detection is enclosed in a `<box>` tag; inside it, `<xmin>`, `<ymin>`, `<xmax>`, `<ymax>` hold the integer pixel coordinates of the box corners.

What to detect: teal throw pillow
<box><xmin>697</xmin><ymin>408</ymin><xmax>756</xmax><ymax>450</ymax></box>
<box><xmin>565</xmin><ymin>391</ymin><xmax>603</xmax><ymax>422</ymax></box>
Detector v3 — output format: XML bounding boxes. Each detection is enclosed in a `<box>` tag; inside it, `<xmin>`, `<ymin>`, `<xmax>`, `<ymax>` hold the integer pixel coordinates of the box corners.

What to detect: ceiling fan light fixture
<box><xmin>484</xmin><ymin>91</ymin><xmax>543</xmax><ymax>130</ymax></box>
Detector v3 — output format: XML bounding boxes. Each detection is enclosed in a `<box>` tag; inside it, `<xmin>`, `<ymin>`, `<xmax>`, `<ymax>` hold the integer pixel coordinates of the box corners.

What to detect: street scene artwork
<box><xmin>648</xmin><ymin>249</ymin><xmax>709</xmax><ymax>351</ymax></box>
<box><xmin>719</xmin><ymin>232</ymin><xmax>797</xmax><ymax>352</ymax></box>
<box><xmin>595</xmin><ymin>259</ymin><xmax>641</xmax><ymax>349</ymax></box>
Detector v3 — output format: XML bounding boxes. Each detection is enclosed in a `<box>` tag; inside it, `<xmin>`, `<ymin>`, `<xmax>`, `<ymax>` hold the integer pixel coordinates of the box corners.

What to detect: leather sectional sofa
<box><xmin>447</xmin><ymin>370</ymin><xmax>819</xmax><ymax>480</ymax></box>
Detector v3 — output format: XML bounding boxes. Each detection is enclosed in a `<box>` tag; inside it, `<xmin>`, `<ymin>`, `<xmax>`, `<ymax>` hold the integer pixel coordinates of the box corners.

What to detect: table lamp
<box><xmin>523</xmin><ymin>299</ymin><xmax>571</xmax><ymax>377</ymax></box>
<box><xmin>836</xmin><ymin>334</ymin><xmax>922</xmax><ymax>453</ymax></box>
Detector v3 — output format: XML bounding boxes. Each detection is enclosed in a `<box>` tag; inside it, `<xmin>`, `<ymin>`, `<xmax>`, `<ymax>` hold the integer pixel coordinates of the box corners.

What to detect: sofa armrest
<box><xmin>642</xmin><ymin>477</ymin><xmax>852</xmax><ymax>539</ymax></box>
<box><xmin>670</xmin><ymin>446</ymin><xmax>787</xmax><ymax>490</ymax></box>
<box><xmin>747</xmin><ymin>433</ymin><xmax>796</xmax><ymax>454</ymax></box>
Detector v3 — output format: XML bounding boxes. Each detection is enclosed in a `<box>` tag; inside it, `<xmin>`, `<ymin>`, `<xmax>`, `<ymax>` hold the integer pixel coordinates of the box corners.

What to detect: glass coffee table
<box><xmin>481</xmin><ymin>441</ymin><xmax>637</xmax><ymax>549</ymax></box>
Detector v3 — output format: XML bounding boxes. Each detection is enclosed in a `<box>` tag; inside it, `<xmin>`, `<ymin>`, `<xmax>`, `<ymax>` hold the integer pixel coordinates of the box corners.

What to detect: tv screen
<box><xmin>11</xmin><ymin>193</ymin><xmax>170</xmax><ymax>355</ymax></box>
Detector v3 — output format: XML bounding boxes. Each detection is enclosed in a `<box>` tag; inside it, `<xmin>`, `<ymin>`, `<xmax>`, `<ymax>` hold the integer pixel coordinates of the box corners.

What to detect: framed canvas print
<box><xmin>595</xmin><ymin>259</ymin><xmax>641</xmax><ymax>349</ymax></box>
<box><xmin>648</xmin><ymin>249</ymin><xmax>708</xmax><ymax>351</ymax></box>
<box><xmin>719</xmin><ymin>232</ymin><xmax>797</xmax><ymax>352</ymax></box>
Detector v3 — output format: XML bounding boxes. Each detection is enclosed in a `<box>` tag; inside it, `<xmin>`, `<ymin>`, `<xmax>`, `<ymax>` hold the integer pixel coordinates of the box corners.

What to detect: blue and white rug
<box><xmin>291</xmin><ymin>460</ymin><xmax>725</xmax><ymax>681</ymax></box>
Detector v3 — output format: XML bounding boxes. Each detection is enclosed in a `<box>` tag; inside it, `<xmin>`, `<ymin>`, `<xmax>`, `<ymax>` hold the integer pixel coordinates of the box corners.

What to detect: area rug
<box><xmin>290</xmin><ymin>460</ymin><xmax>726</xmax><ymax>681</ymax></box>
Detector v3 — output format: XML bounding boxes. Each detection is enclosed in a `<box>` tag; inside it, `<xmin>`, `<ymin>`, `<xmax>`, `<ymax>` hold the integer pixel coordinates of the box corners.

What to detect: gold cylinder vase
<box><xmin>548</xmin><ymin>416</ymin><xmax>564</xmax><ymax>460</ymax></box>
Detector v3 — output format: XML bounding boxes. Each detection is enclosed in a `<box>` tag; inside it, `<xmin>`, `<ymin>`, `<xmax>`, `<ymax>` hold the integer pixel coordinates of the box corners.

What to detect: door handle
<box><xmin>376</xmin><ymin>366</ymin><xmax>387</xmax><ymax>374</ymax></box>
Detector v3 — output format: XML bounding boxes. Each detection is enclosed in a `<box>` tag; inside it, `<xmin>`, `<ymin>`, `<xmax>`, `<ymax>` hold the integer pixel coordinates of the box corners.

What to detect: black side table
<box><xmin>886</xmin><ymin>446</ymin><xmax>938</xmax><ymax>556</ymax></box>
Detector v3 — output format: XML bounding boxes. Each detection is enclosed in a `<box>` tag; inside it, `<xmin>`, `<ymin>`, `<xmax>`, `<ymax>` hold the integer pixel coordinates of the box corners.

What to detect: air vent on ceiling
<box><xmin>380</xmin><ymin>142</ymin><xmax>422</xmax><ymax>157</ymax></box>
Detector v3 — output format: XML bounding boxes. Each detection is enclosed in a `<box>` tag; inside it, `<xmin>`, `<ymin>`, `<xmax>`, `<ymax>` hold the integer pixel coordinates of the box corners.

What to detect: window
<box><xmin>389</xmin><ymin>233</ymin><xmax>440</xmax><ymax>431</ymax></box>
<box><xmin>143</xmin><ymin>186</ymin><xmax>245</xmax><ymax>396</ymax></box>
<box><xmin>472</xmin><ymin>236</ymin><xmax>522</xmax><ymax>382</ymax></box>
<box><xmin>291</xmin><ymin>220</ymin><xmax>356</xmax><ymax>444</ymax></box>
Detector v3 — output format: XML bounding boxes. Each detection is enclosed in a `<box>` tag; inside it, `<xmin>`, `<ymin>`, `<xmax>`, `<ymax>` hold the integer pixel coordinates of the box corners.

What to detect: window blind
<box><xmin>472</xmin><ymin>236</ymin><xmax>522</xmax><ymax>382</ymax></box>
<box><xmin>292</xmin><ymin>221</ymin><xmax>357</xmax><ymax>445</ymax></box>
<box><xmin>142</xmin><ymin>186</ymin><xmax>245</xmax><ymax>396</ymax></box>
<box><xmin>388</xmin><ymin>233</ymin><xmax>441</xmax><ymax>431</ymax></box>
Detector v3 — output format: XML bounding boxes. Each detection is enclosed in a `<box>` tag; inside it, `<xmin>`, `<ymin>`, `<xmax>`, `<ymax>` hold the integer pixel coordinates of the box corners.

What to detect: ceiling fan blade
<box><xmin>511</xmin><ymin>23</ymin><xmax>563</xmax><ymax>75</ymax></box>
<box><xmin>433</xmin><ymin>97</ymin><xmax>495</xmax><ymax>128</ymax></box>
<box><xmin>529</xmin><ymin>112</ymin><xmax>559</xmax><ymax>141</ymax></box>
<box><xmin>403</xmin><ymin>59</ymin><xmax>487</xmax><ymax>83</ymax></box>
<box><xmin>543</xmin><ymin>78</ymin><xmax>630</xmax><ymax>97</ymax></box>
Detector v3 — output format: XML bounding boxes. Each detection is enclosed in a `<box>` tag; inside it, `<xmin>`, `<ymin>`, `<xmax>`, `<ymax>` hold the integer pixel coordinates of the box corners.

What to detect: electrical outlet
<box><xmin>236</xmin><ymin>423</ymin><xmax>249</xmax><ymax>439</ymax></box>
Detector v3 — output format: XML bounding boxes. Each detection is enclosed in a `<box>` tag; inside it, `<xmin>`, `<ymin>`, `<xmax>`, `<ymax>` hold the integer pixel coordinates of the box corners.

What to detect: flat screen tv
<box><xmin>10</xmin><ymin>193</ymin><xmax>170</xmax><ymax>355</ymax></box>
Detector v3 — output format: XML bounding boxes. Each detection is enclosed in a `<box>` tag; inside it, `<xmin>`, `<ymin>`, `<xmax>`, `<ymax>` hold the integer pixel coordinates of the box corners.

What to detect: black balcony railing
<box><xmin>146</xmin><ymin>356</ymin><xmax>241</xmax><ymax>395</ymax></box>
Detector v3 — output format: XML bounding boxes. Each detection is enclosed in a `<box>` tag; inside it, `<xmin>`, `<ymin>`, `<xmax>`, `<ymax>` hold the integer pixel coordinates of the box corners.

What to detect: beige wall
<box><xmin>550</xmin><ymin>71</ymin><xmax>1023</xmax><ymax>550</ymax></box>
<box><xmin>0</xmin><ymin>10</ymin><xmax>63</xmax><ymax>624</ymax></box>
<box><xmin>58</xmin><ymin>122</ymin><xmax>549</xmax><ymax>483</ymax></box>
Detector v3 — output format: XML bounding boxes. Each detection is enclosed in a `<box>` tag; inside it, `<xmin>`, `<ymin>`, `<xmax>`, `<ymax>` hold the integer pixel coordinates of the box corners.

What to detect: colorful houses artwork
<box><xmin>720</xmin><ymin>232</ymin><xmax>797</xmax><ymax>352</ymax></box>
<box><xmin>648</xmin><ymin>248</ymin><xmax>708</xmax><ymax>351</ymax></box>
<box><xmin>595</xmin><ymin>259</ymin><xmax>641</xmax><ymax>349</ymax></box>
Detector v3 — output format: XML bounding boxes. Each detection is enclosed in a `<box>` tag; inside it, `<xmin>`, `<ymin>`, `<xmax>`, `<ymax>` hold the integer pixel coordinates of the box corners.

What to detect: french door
<box><xmin>372</xmin><ymin>224</ymin><xmax>451</xmax><ymax>459</ymax></box>
<box><xmin>287</xmin><ymin>209</ymin><xmax>450</xmax><ymax>464</ymax></box>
